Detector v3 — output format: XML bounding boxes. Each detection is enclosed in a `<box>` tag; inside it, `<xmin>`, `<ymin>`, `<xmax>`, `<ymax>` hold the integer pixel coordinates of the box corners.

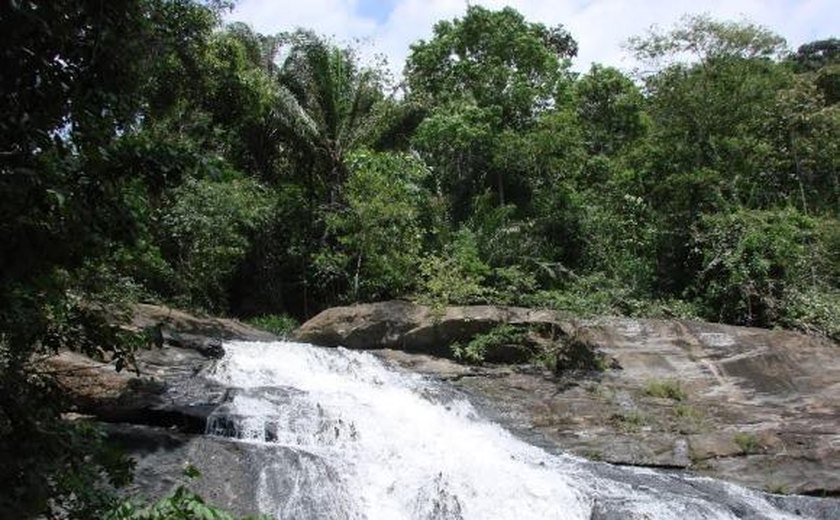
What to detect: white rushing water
<box><xmin>206</xmin><ymin>341</ymin><xmax>803</xmax><ymax>520</ymax></box>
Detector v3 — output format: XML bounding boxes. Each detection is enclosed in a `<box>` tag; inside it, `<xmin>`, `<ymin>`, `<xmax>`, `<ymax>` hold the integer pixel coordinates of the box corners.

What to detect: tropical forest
<box><xmin>1</xmin><ymin>1</ymin><xmax>839</xmax><ymax>519</ymax></box>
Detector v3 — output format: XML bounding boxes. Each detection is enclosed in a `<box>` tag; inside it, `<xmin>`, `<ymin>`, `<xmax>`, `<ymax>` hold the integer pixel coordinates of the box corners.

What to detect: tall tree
<box><xmin>629</xmin><ymin>15</ymin><xmax>791</xmax><ymax>187</ymax></box>
<box><xmin>792</xmin><ymin>38</ymin><xmax>840</xmax><ymax>73</ymax></box>
<box><xmin>274</xmin><ymin>30</ymin><xmax>388</xmax><ymax>206</ymax></box>
<box><xmin>0</xmin><ymin>1</ymin><xmax>219</xmax><ymax>516</ymax></box>
<box><xmin>407</xmin><ymin>5</ymin><xmax>577</xmax><ymax>127</ymax></box>
<box><xmin>628</xmin><ymin>15</ymin><xmax>792</xmax><ymax>292</ymax></box>
<box><xmin>406</xmin><ymin>5</ymin><xmax>578</xmax><ymax>216</ymax></box>
<box><xmin>575</xmin><ymin>65</ymin><xmax>647</xmax><ymax>156</ymax></box>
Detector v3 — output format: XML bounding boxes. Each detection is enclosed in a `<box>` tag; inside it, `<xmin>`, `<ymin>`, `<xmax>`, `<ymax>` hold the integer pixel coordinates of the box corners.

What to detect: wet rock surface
<box><xmin>353</xmin><ymin>310</ymin><xmax>840</xmax><ymax>498</ymax></box>
<box><xmin>46</xmin><ymin>304</ymin><xmax>276</xmax><ymax>431</ymax></box>
<box><xmin>44</xmin><ymin>304</ymin><xmax>292</xmax><ymax>512</ymax></box>
<box><xmin>108</xmin><ymin>424</ymin><xmax>358</xmax><ymax>520</ymax></box>
<box><xmin>297</xmin><ymin>301</ymin><xmax>840</xmax><ymax>497</ymax></box>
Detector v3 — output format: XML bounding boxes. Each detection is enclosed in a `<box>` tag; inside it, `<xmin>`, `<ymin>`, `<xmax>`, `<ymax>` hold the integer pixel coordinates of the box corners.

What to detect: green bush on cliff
<box><xmin>451</xmin><ymin>324</ymin><xmax>527</xmax><ymax>364</ymax></box>
<box><xmin>107</xmin><ymin>487</ymin><xmax>269</xmax><ymax>520</ymax></box>
<box><xmin>247</xmin><ymin>314</ymin><xmax>299</xmax><ymax>338</ymax></box>
<box><xmin>418</xmin><ymin>229</ymin><xmax>539</xmax><ymax>309</ymax></box>
<box><xmin>106</xmin><ymin>487</ymin><xmax>234</xmax><ymax>520</ymax></box>
<box><xmin>780</xmin><ymin>287</ymin><xmax>840</xmax><ymax>341</ymax></box>
<box><xmin>644</xmin><ymin>379</ymin><xmax>687</xmax><ymax>401</ymax></box>
<box><xmin>734</xmin><ymin>432</ymin><xmax>761</xmax><ymax>454</ymax></box>
<box><xmin>527</xmin><ymin>274</ymin><xmax>700</xmax><ymax>319</ymax></box>
<box><xmin>418</xmin><ymin>230</ymin><xmax>493</xmax><ymax>308</ymax></box>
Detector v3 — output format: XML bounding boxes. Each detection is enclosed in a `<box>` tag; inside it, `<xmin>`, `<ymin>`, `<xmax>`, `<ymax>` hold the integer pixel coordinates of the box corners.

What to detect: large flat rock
<box><xmin>296</xmin><ymin>301</ymin><xmax>571</xmax><ymax>360</ymax></box>
<box><xmin>299</xmin><ymin>301</ymin><xmax>840</xmax><ymax>496</ymax></box>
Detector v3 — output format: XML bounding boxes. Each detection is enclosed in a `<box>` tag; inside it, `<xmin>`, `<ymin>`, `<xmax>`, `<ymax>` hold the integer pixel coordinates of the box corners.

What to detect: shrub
<box><xmin>418</xmin><ymin>228</ymin><xmax>540</xmax><ymax>309</ymax></box>
<box><xmin>734</xmin><ymin>432</ymin><xmax>761</xmax><ymax>454</ymax></box>
<box><xmin>246</xmin><ymin>314</ymin><xmax>299</xmax><ymax>338</ymax></box>
<box><xmin>643</xmin><ymin>379</ymin><xmax>687</xmax><ymax>401</ymax></box>
<box><xmin>673</xmin><ymin>403</ymin><xmax>704</xmax><ymax>433</ymax></box>
<box><xmin>418</xmin><ymin>229</ymin><xmax>492</xmax><ymax>308</ymax></box>
<box><xmin>528</xmin><ymin>276</ymin><xmax>631</xmax><ymax>317</ymax></box>
<box><xmin>450</xmin><ymin>324</ymin><xmax>527</xmax><ymax>364</ymax></box>
<box><xmin>526</xmin><ymin>271</ymin><xmax>703</xmax><ymax>322</ymax></box>
<box><xmin>610</xmin><ymin>411</ymin><xmax>647</xmax><ymax>433</ymax></box>
<box><xmin>781</xmin><ymin>287</ymin><xmax>840</xmax><ymax>341</ymax></box>
<box><xmin>691</xmin><ymin>208</ymin><xmax>819</xmax><ymax>327</ymax></box>
<box><xmin>106</xmin><ymin>466</ymin><xmax>268</xmax><ymax>520</ymax></box>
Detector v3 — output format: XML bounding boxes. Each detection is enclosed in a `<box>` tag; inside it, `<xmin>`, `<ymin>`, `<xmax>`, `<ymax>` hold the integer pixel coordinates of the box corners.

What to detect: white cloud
<box><xmin>231</xmin><ymin>0</ymin><xmax>376</xmax><ymax>37</ymax></box>
<box><xmin>227</xmin><ymin>0</ymin><xmax>839</xmax><ymax>76</ymax></box>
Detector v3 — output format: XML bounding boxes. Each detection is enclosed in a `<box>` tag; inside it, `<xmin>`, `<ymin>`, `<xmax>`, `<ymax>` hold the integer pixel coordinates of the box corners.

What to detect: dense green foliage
<box><xmin>2</xmin><ymin>2</ymin><xmax>839</xmax><ymax>517</ymax></box>
<box><xmin>107</xmin><ymin>486</ymin><xmax>244</xmax><ymax>520</ymax></box>
<box><xmin>107</xmin><ymin>467</ymin><xmax>268</xmax><ymax>520</ymax></box>
<box><xmin>1</xmin><ymin>0</ymin><xmax>218</xmax><ymax>517</ymax></box>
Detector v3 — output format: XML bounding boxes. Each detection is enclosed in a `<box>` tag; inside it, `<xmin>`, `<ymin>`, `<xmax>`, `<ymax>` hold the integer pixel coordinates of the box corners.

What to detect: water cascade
<box><xmin>205</xmin><ymin>341</ymin><xmax>814</xmax><ymax>519</ymax></box>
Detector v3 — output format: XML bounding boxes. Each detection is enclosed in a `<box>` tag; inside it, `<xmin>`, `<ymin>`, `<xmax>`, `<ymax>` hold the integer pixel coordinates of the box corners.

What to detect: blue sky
<box><xmin>355</xmin><ymin>0</ymin><xmax>398</xmax><ymax>24</ymax></box>
<box><xmin>228</xmin><ymin>0</ymin><xmax>839</xmax><ymax>75</ymax></box>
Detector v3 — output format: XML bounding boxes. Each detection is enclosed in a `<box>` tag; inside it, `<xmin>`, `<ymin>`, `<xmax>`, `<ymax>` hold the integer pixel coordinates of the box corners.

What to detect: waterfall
<box><xmin>205</xmin><ymin>341</ymin><xmax>805</xmax><ymax>520</ymax></box>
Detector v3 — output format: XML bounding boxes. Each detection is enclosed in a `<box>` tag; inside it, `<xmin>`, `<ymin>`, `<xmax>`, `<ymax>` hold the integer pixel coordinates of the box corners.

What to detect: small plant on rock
<box><xmin>609</xmin><ymin>411</ymin><xmax>647</xmax><ymax>433</ymax></box>
<box><xmin>734</xmin><ymin>432</ymin><xmax>761</xmax><ymax>454</ymax></box>
<box><xmin>672</xmin><ymin>403</ymin><xmax>704</xmax><ymax>433</ymax></box>
<box><xmin>643</xmin><ymin>379</ymin><xmax>687</xmax><ymax>401</ymax></box>
<box><xmin>451</xmin><ymin>324</ymin><xmax>527</xmax><ymax>364</ymax></box>
<box><xmin>767</xmin><ymin>482</ymin><xmax>789</xmax><ymax>495</ymax></box>
<box><xmin>106</xmin><ymin>465</ymin><xmax>270</xmax><ymax>520</ymax></box>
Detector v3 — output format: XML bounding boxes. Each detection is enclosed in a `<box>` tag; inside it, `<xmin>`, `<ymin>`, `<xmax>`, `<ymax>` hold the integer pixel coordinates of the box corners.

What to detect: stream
<box><xmin>203</xmin><ymin>340</ymin><xmax>824</xmax><ymax>519</ymax></box>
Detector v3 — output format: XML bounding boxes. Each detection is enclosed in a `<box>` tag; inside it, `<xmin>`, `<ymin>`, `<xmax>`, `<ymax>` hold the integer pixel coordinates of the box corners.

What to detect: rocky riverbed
<box><xmin>45</xmin><ymin>302</ymin><xmax>840</xmax><ymax>517</ymax></box>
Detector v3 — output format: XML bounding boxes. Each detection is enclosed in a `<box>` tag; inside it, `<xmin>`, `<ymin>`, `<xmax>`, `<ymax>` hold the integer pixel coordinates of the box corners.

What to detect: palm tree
<box><xmin>260</xmin><ymin>30</ymin><xmax>425</xmax><ymax>312</ymax></box>
<box><xmin>272</xmin><ymin>30</ymin><xmax>387</xmax><ymax>207</ymax></box>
